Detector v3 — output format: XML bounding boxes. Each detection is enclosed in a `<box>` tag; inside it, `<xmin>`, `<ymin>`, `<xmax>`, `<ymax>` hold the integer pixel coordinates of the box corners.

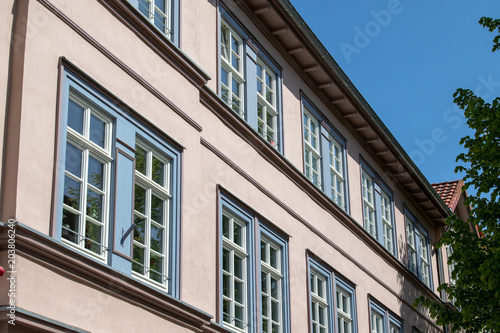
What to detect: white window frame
<box><xmin>221</xmin><ymin>19</ymin><xmax>245</xmax><ymax>118</ymax></box>
<box><xmin>303</xmin><ymin>107</ymin><xmax>322</xmax><ymax>188</ymax></box>
<box><xmin>137</xmin><ymin>0</ymin><xmax>172</xmax><ymax>39</ymax></box>
<box><xmin>310</xmin><ymin>269</ymin><xmax>329</xmax><ymax>333</ymax></box>
<box><xmin>62</xmin><ymin>93</ymin><xmax>112</xmax><ymax>260</ymax></box>
<box><xmin>329</xmin><ymin>137</ymin><xmax>345</xmax><ymax>210</ymax></box>
<box><xmin>381</xmin><ymin>192</ymin><xmax>394</xmax><ymax>255</ymax></box>
<box><xmin>132</xmin><ymin>140</ymin><xmax>172</xmax><ymax>289</ymax></box>
<box><xmin>361</xmin><ymin>163</ymin><xmax>396</xmax><ymax>255</ymax></box>
<box><xmin>260</xmin><ymin>236</ymin><xmax>283</xmax><ymax>333</ymax></box>
<box><xmin>405</xmin><ymin>212</ymin><xmax>432</xmax><ymax>288</ymax></box>
<box><xmin>222</xmin><ymin>211</ymin><xmax>248</xmax><ymax>332</ymax></box>
<box><xmin>336</xmin><ymin>287</ymin><xmax>353</xmax><ymax>333</ymax></box>
<box><xmin>256</xmin><ymin>60</ymin><xmax>278</xmax><ymax>148</ymax></box>
<box><xmin>362</xmin><ymin>170</ymin><xmax>376</xmax><ymax>238</ymax></box>
<box><xmin>370</xmin><ymin>300</ymin><xmax>402</xmax><ymax>333</ymax></box>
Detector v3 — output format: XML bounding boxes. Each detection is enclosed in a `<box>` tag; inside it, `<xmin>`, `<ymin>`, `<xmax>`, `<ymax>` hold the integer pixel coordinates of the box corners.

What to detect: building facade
<box><xmin>0</xmin><ymin>0</ymin><xmax>462</xmax><ymax>332</ymax></box>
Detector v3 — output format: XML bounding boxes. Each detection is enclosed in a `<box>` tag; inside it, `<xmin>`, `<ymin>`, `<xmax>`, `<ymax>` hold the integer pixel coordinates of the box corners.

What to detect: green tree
<box><xmin>415</xmin><ymin>17</ymin><xmax>500</xmax><ymax>332</ymax></box>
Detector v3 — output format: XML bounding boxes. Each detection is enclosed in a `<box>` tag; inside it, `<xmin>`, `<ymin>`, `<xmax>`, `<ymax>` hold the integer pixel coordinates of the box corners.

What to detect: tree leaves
<box><xmin>415</xmin><ymin>17</ymin><xmax>500</xmax><ymax>333</ymax></box>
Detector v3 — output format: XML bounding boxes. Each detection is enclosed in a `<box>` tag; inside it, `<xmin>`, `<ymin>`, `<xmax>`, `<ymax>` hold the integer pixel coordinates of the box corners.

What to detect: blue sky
<box><xmin>289</xmin><ymin>0</ymin><xmax>500</xmax><ymax>189</ymax></box>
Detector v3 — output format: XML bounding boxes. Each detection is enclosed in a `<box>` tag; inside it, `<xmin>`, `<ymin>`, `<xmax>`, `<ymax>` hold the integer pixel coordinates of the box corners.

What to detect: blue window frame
<box><xmin>360</xmin><ymin>161</ymin><xmax>396</xmax><ymax>256</ymax></box>
<box><xmin>302</xmin><ymin>97</ymin><xmax>349</xmax><ymax>213</ymax></box>
<box><xmin>369</xmin><ymin>300</ymin><xmax>402</xmax><ymax>333</ymax></box>
<box><xmin>405</xmin><ymin>209</ymin><xmax>432</xmax><ymax>289</ymax></box>
<box><xmin>219</xmin><ymin>6</ymin><xmax>283</xmax><ymax>152</ymax></box>
<box><xmin>308</xmin><ymin>257</ymin><xmax>357</xmax><ymax>333</ymax></box>
<box><xmin>219</xmin><ymin>195</ymin><xmax>290</xmax><ymax>333</ymax></box>
<box><xmin>54</xmin><ymin>68</ymin><xmax>181</xmax><ymax>296</ymax></box>
<box><xmin>127</xmin><ymin>0</ymin><xmax>180</xmax><ymax>45</ymax></box>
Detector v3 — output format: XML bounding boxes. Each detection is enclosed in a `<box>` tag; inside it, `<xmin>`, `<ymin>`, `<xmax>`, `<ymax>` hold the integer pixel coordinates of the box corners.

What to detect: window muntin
<box><xmin>381</xmin><ymin>192</ymin><xmax>394</xmax><ymax>255</ymax></box>
<box><xmin>329</xmin><ymin>138</ymin><xmax>345</xmax><ymax>210</ymax></box>
<box><xmin>370</xmin><ymin>301</ymin><xmax>402</xmax><ymax>333</ymax></box>
<box><xmin>361</xmin><ymin>171</ymin><xmax>376</xmax><ymax>237</ymax></box>
<box><xmin>419</xmin><ymin>236</ymin><xmax>430</xmax><ymax>287</ymax></box>
<box><xmin>310</xmin><ymin>269</ymin><xmax>329</xmax><ymax>333</ymax></box>
<box><xmin>303</xmin><ymin>108</ymin><xmax>321</xmax><ymax>188</ymax></box>
<box><xmin>222</xmin><ymin>211</ymin><xmax>248</xmax><ymax>331</ymax></box>
<box><xmin>137</xmin><ymin>0</ymin><xmax>172</xmax><ymax>39</ymax></box>
<box><xmin>336</xmin><ymin>288</ymin><xmax>353</xmax><ymax>333</ymax></box>
<box><xmin>261</xmin><ymin>237</ymin><xmax>283</xmax><ymax>333</ymax></box>
<box><xmin>389</xmin><ymin>323</ymin><xmax>401</xmax><ymax>333</ymax></box>
<box><xmin>62</xmin><ymin>94</ymin><xmax>112</xmax><ymax>259</ymax></box>
<box><xmin>220</xmin><ymin>198</ymin><xmax>289</xmax><ymax>333</ymax></box>
<box><xmin>371</xmin><ymin>310</ymin><xmax>384</xmax><ymax>333</ymax></box>
<box><xmin>406</xmin><ymin>218</ymin><xmax>417</xmax><ymax>274</ymax></box>
<box><xmin>405</xmin><ymin>214</ymin><xmax>432</xmax><ymax>288</ymax></box>
<box><xmin>132</xmin><ymin>141</ymin><xmax>171</xmax><ymax>287</ymax></box>
<box><xmin>221</xmin><ymin>20</ymin><xmax>245</xmax><ymax>118</ymax></box>
<box><xmin>257</xmin><ymin>60</ymin><xmax>278</xmax><ymax>149</ymax></box>
<box><xmin>361</xmin><ymin>165</ymin><xmax>396</xmax><ymax>255</ymax></box>
<box><xmin>58</xmin><ymin>70</ymin><xmax>181</xmax><ymax>297</ymax></box>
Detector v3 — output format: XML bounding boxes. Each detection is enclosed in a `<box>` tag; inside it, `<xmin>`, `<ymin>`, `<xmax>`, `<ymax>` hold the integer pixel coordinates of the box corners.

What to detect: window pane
<box><xmin>270</xmin><ymin>246</ymin><xmax>278</xmax><ymax>269</ymax></box>
<box><xmin>271</xmin><ymin>277</ymin><xmax>279</xmax><ymax>298</ymax></box>
<box><xmin>223</xmin><ymin>273</ymin><xmax>230</xmax><ymax>297</ymax></box>
<box><xmin>262</xmin><ymin>272</ymin><xmax>268</xmax><ymax>293</ymax></box>
<box><xmin>65</xmin><ymin>143</ymin><xmax>82</xmax><ymax>177</ymax></box>
<box><xmin>154</xmin><ymin>14</ymin><xmax>167</xmax><ymax>34</ymax></box>
<box><xmin>134</xmin><ymin>215</ymin><xmax>145</xmax><ymax>244</ymax></box>
<box><xmin>151</xmin><ymin>194</ymin><xmax>164</xmax><ymax>223</ymax></box>
<box><xmin>155</xmin><ymin>0</ymin><xmax>165</xmax><ymax>13</ymax></box>
<box><xmin>89</xmin><ymin>113</ymin><xmax>106</xmax><ymax>148</ymax></box>
<box><xmin>86</xmin><ymin>188</ymin><xmax>103</xmax><ymax>221</ymax></box>
<box><xmin>152</xmin><ymin>157</ymin><xmax>165</xmax><ymax>187</ymax></box>
<box><xmin>62</xmin><ymin>209</ymin><xmax>79</xmax><ymax>244</ymax></box>
<box><xmin>85</xmin><ymin>220</ymin><xmax>102</xmax><ymax>254</ymax></box>
<box><xmin>138</xmin><ymin>0</ymin><xmax>149</xmax><ymax>17</ymax></box>
<box><xmin>223</xmin><ymin>248</ymin><xmax>230</xmax><ymax>272</ymax></box>
<box><xmin>151</xmin><ymin>223</ymin><xmax>163</xmax><ymax>253</ymax></box>
<box><xmin>235</xmin><ymin>280</ymin><xmax>244</xmax><ymax>303</ymax></box>
<box><xmin>68</xmin><ymin>99</ymin><xmax>84</xmax><ymax>134</ymax></box>
<box><xmin>222</xmin><ymin>214</ymin><xmax>230</xmax><ymax>238</ymax></box>
<box><xmin>234</xmin><ymin>305</ymin><xmax>245</xmax><ymax>329</ymax></box>
<box><xmin>134</xmin><ymin>185</ymin><xmax>146</xmax><ymax>214</ymax></box>
<box><xmin>88</xmin><ymin>155</ymin><xmax>104</xmax><ymax>190</ymax></box>
<box><xmin>150</xmin><ymin>253</ymin><xmax>163</xmax><ymax>283</ymax></box>
<box><xmin>64</xmin><ymin>176</ymin><xmax>80</xmax><ymax>210</ymax></box>
<box><xmin>232</xmin><ymin>78</ymin><xmax>240</xmax><ymax>97</ymax></box>
<box><xmin>221</xmin><ymin>67</ymin><xmax>229</xmax><ymax>86</ymax></box>
<box><xmin>261</xmin><ymin>240</ymin><xmax>267</xmax><ymax>262</ymax></box>
<box><xmin>135</xmin><ymin>146</ymin><xmax>147</xmax><ymax>175</ymax></box>
<box><xmin>133</xmin><ymin>245</ymin><xmax>145</xmax><ymax>273</ymax></box>
<box><xmin>223</xmin><ymin>299</ymin><xmax>231</xmax><ymax>323</ymax></box>
<box><xmin>271</xmin><ymin>300</ymin><xmax>278</xmax><ymax>321</ymax></box>
<box><xmin>234</xmin><ymin>255</ymin><xmax>243</xmax><ymax>279</ymax></box>
<box><xmin>234</xmin><ymin>223</ymin><xmax>243</xmax><ymax>247</ymax></box>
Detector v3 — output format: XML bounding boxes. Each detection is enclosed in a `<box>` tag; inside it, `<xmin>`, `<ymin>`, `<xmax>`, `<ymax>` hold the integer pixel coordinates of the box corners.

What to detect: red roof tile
<box><xmin>431</xmin><ymin>180</ymin><xmax>464</xmax><ymax>211</ymax></box>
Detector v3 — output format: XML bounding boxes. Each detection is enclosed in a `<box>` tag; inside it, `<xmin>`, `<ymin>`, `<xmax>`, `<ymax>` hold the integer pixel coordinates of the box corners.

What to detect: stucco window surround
<box><xmin>360</xmin><ymin>160</ymin><xmax>397</xmax><ymax>256</ymax></box>
<box><xmin>308</xmin><ymin>256</ymin><xmax>358</xmax><ymax>333</ymax></box>
<box><xmin>53</xmin><ymin>67</ymin><xmax>181</xmax><ymax>296</ymax></box>
<box><xmin>219</xmin><ymin>194</ymin><xmax>290</xmax><ymax>333</ymax></box>
<box><xmin>218</xmin><ymin>5</ymin><xmax>284</xmax><ymax>152</ymax></box>
<box><xmin>301</xmin><ymin>96</ymin><xmax>349</xmax><ymax>213</ymax></box>
<box><xmin>127</xmin><ymin>0</ymin><xmax>180</xmax><ymax>45</ymax></box>
<box><xmin>369</xmin><ymin>299</ymin><xmax>402</xmax><ymax>333</ymax></box>
<box><xmin>405</xmin><ymin>209</ymin><xmax>433</xmax><ymax>289</ymax></box>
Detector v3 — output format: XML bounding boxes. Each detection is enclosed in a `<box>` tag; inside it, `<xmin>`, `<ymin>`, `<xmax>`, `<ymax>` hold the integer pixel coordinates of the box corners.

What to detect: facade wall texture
<box><xmin>0</xmin><ymin>0</ymin><xmax>460</xmax><ymax>332</ymax></box>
